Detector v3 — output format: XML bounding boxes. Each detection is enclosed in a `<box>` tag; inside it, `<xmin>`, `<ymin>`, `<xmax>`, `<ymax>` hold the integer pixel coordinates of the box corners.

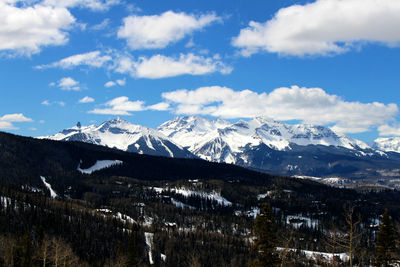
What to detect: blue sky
<box><xmin>1</xmin><ymin>0</ymin><xmax>400</xmax><ymax>143</ymax></box>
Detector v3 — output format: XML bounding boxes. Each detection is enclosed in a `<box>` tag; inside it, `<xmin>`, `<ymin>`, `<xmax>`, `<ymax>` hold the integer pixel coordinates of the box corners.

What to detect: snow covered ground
<box><xmin>40</xmin><ymin>176</ymin><xmax>58</xmax><ymax>198</ymax></box>
<box><xmin>0</xmin><ymin>196</ymin><xmax>11</xmax><ymax>208</ymax></box>
<box><xmin>277</xmin><ymin>247</ymin><xmax>349</xmax><ymax>262</ymax></box>
<box><xmin>286</xmin><ymin>215</ymin><xmax>319</xmax><ymax>229</ymax></box>
<box><xmin>149</xmin><ymin>186</ymin><xmax>232</xmax><ymax>206</ymax></box>
<box><xmin>144</xmin><ymin>232</ymin><xmax>154</xmax><ymax>265</ymax></box>
<box><xmin>77</xmin><ymin>160</ymin><xmax>123</xmax><ymax>174</ymax></box>
<box><xmin>171</xmin><ymin>198</ymin><xmax>195</xmax><ymax>210</ymax></box>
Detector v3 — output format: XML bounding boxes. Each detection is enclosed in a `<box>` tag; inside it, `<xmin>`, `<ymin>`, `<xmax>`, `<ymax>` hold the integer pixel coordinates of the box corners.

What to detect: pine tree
<box><xmin>375</xmin><ymin>209</ymin><xmax>397</xmax><ymax>266</ymax></box>
<box><xmin>248</xmin><ymin>202</ymin><xmax>279</xmax><ymax>267</ymax></box>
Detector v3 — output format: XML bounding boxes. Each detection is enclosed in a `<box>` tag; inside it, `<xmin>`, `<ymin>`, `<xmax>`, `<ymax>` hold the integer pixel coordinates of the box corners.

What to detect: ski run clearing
<box><xmin>144</xmin><ymin>232</ymin><xmax>154</xmax><ymax>265</ymax></box>
<box><xmin>77</xmin><ymin>160</ymin><xmax>123</xmax><ymax>174</ymax></box>
<box><xmin>40</xmin><ymin>176</ymin><xmax>58</xmax><ymax>198</ymax></box>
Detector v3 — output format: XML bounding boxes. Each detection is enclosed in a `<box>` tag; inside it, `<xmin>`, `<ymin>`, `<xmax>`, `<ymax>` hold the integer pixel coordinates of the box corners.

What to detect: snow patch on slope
<box><xmin>144</xmin><ymin>232</ymin><xmax>154</xmax><ymax>265</ymax></box>
<box><xmin>276</xmin><ymin>247</ymin><xmax>349</xmax><ymax>262</ymax></box>
<box><xmin>40</xmin><ymin>176</ymin><xmax>58</xmax><ymax>198</ymax></box>
<box><xmin>77</xmin><ymin>160</ymin><xmax>123</xmax><ymax>174</ymax></box>
<box><xmin>151</xmin><ymin>187</ymin><xmax>232</xmax><ymax>207</ymax></box>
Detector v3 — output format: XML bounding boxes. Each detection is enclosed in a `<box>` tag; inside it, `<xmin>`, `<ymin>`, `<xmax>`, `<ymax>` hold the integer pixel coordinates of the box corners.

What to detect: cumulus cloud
<box><xmin>115</xmin><ymin>53</ymin><xmax>232</xmax><ymax>79</ymax></box>
<box><xmin>378</xmin><ymin>124</ymin><xmax>400</xmax><ymax>137</ymax></box>
<box><xmin>79</xmin><ymin>96</ymin><xmax>95</xmax><ymax>103</ymax></box>
<box><xmin>54</xmin><ymin>77</ymin><xmax>81</xmax><ymax>91</ymax></box>
<box><xmin>147</xmin><ymin>102</ymin><xmax>170</xmax><ymax>111</ymax></box>
<box><xmin>36</xmin><ymin>49</ymin><xmax>231</xmax><ymax>79</ymax></box>
<box><xmin>88</xmin><ymin>96</ymin><xmax>145</xmax><ymax>115</ymax></box>
<box><xmin>118</xmin><ymin>11</ymin><xmax>221</xmax><ymax>50</ymax></box>
<box><xmin>232</xmin><ymin>0</ymin><xmax>400</xmax><ymax>57</ymax></box>
<box><xmin>42</xmin><ymin>0</ymin><xmax>120</xmax><ymax>11</ymax></box>
<box><xmin>36</xmin><ymin>51</ymin><xmax>112</xmax><ymax>69</ymax></box>
<box><xmin>104</xmin><ymin>81</ymin><xmax>116</xmax><ymax>88</ymax></box>
<box><xmin>162</xmin><ymin>85</ymin><xmax>398</xmax><ymax>134</ymax></box>
<box><xmin>88</xmin><ymin>97</ymin><xmax>170</xmax><ymax>115</ymax></box>
<box><xmin>104</xmin><ymin>78</ymin><xmax>126</xmax><ymax>87</ymax></box>
<box><xmin>0</xmin><ymin>113</ymin><xmax>33</xmax><ymax>130</ymax></box>
<box><xmin>0</xmin><ymin>1</ymin><xmax>75</xmax><ymax>54</ymax></box>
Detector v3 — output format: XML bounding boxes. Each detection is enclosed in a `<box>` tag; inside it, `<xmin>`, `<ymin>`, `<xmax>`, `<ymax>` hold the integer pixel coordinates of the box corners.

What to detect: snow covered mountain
<box><xmin>373</xmin><ymin>137</ymin><xmax>400</xmax><ymax>153</ymax></box>
<box><xmin>41</xmin><ymin>116</ymin><xmax>396</xmax><ymax>179</ymax></box>
<box><xmin>158</xmin><ymin>116</ymin><xmax>373</xmax><ymax>164</ymax></box>
<box><xmin>40</xmin><ymin>117</ymin><xmax>193</xmax><ymax>158</ymax></box>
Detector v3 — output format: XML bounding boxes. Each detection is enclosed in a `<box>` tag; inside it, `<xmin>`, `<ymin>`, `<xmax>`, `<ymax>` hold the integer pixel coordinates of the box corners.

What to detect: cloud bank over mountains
<box><xmin>233</xmin><ymin>0</ymin><xmax>400</xmax><ymax>57</ymax></box>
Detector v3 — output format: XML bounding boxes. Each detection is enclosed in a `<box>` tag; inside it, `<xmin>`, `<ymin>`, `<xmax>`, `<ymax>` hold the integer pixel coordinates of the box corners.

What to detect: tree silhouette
<box><xmin>376</xmin><ymin>209</ymin><xmax>397</xmax><ymax>266</ymax></box>
<box><xmin>249</xmin><ymin>202</ymin><xmax>279</xmax><ymax>267</ymax></box>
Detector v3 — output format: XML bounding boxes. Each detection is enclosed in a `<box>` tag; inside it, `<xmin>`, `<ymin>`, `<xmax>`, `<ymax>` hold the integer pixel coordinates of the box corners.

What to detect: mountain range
<box><xmin>41</xmin><ymin>116</ymin><xmax>400</xmax><ymax>187</ymax></box>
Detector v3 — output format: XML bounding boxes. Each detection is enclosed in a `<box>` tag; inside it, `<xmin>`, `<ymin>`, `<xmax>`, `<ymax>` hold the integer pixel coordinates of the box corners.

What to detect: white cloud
<box><xmin>378</xmin><ymin>124</ymin><xmax>400</xmax><ymax>137</ymax></box>
<box><xmin>41</xmin><ymin>100</ymin><xmax>51</xmax><ymax>106</ymax></box>
<box><xmin>79</xmin><ymin>96</ymin><xmax>95</xmax><ymax>103</ymax></box>
<box><xmin>88</xmin><ymin>96</ymin><xmax>145</xmax><ymax>115</ymax></box>
<box><xmin>0</xmin><ymin>1</ymin><xmax>75</xmax><ymax>54</ymax></box>
<box><xmin>115</xmin><ymin>53</ymin><xmax>232</xmax><ymax>79</ymax></box>
<box><xmin>104</xmin><ymin>81</ymin><xmax>116</xmax><ymax>87</ymax></box>
<box><xmin>116</xmin><ymin>78</ymin><xmax>126</xmax><ymax>86</ymax></box>
<box><xmin>36</xmin><ymin>51</ymin><xmax>112</xmax><ymax>69</ymax></box>
<box><xmin>162</xmin><ymin>85</ymin><xmax>398</xmax><ymax>134</ymax></box>
<box><xmin>118</xmin><ymin>11</ymin><xmax>221</xmax><ymax>50</ymax></box>
<box><xmin>42</xmin><ymin>0</ymin><xmax>120</xmax><ymax>11</ymax></box>
<box><xmin>90</xmin><ymin>18</ymin><xmax>110</xmax><ymax>30</ymax></box>
<box><xmin>104</xmin><ymin>78</ymin><xmax>125</xmax><ymax>87</ymax></box>
<box><xmin>0</xmin><ymin>113</ymin><xmax>33</xmax><ymax>130</ymax></box>
<box><xmin>56</xmin><ymin>77</ymin><xmax>81</xmax><ymax>91</ymax></box>
<box><xmin>148</xmin><ymin>102</ymin><xmax>169</xmax><ymax>111</ymax></box>
<box><xmin>42</xmin><ymin>100</ymin><xmax>66</xmax><ymax>107</ymax></box>
<box><xmin>232</xmin><ymin>0</ymin><xmax>400</xmax><ymax>57</ymax></box>
<box><xmin>37</xmin><ymin>49</ymin><xmax>231</xmax><ymax>79</ymax></box>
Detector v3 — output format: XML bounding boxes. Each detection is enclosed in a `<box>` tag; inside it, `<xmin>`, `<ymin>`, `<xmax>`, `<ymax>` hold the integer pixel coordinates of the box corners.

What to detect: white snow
<box><xmin>144</xmin><ymin>232</ymin><xmax>154</xmax><ymax>265</ymax></box>
<box><xmin>77</xmin><ymin>160</ymin><xmax>123</xmax><ymax>174</ymax></box>
<box><xmin>235</xmin><ymin>207</ymin><xmax>260</xmax><ymax>218</ymax></box>
<box><xmin>96</xmin><ymin>209</ymin><xmax>136</xmax><ymax>225</ymax></box>
<box><xmin>41</xmin><ymin>117</ymin><xmax>183</xmax><ymax>157</ymax></box>
<box><xmin>373</xmin><ymin>137</ymin><xmax>400</xmax><ymax>153</ymax></box>
<box><xmin>40</xmin><ymin>176</ymin><xmax>58</xmax><ymax>198</ymax></box>
<box><xmin>21</xmin><ymin>185</ymin><xmax>41</xmax><ymax>193</ymax></box>
<box><xmin>257</xmin><ymin>191</ymin><xmax>273</xmax><ymax>200</ymax></box>
<box><xmin>1</xmin><ymin>196</ymin><xmax>12</xmax><ymax>208</ymax></box>
<box><xmin>294</xmin><ymin>175</ymin><xmax>351</xmax><ymax>187</ymax></box>
<box><xmin>115</xmin><ymin>212</ymin><xmax>136</xmax><ymax>225</ymax></box>
<box><xmin>151</xmin><ymin>187</ymin><xmax>232</xmax><ymax>207</ymax></box>
<box><xmin>171</xmin><ymin>198</ymin><xmax>195</xmax><ymax>210</ymax></box>
<box><xmin>277</xmin><ymin>247</ymin><xmax>349</xmax><ymax>262</ymax></box>
<box><xmin>158</xmin><ymin>115</ymin><xmax>373</xmax><ymax>164</ymax></box>
<box><xmin>96</xmin><ymin>208</ymin><xmax>112</xmax><ymax>213</ymax></box>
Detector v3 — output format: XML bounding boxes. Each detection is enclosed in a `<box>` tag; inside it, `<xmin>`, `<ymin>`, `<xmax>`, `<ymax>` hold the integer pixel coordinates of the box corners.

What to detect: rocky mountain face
<box><xmin>157</xmin><ymin>116</ymin><xmax>373</xmax><ymax>163</ymax></box>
